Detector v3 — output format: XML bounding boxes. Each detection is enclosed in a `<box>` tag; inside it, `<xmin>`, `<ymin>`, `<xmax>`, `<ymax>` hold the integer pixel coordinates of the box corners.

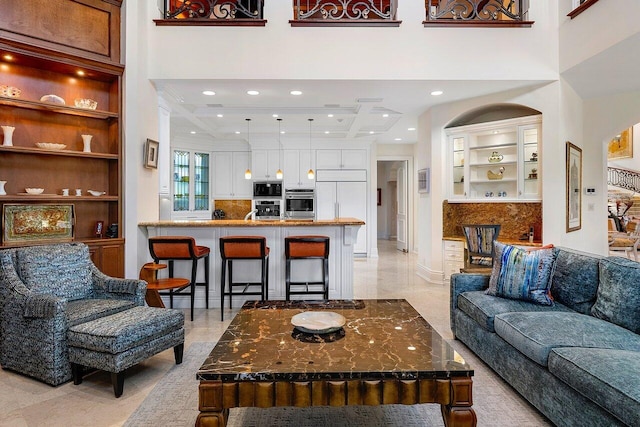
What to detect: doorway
<box><xmin>376</xmin><ymin>158</ymin><xmax>411</xmax><ymax>254</ymax></box>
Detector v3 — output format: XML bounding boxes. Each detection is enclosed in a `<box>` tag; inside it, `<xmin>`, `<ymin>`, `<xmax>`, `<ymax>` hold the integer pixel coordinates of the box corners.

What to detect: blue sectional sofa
<box><xmin>450</xmin><ymin>247</ymin><xmax>640</xmax><ymax>427</ymax></box>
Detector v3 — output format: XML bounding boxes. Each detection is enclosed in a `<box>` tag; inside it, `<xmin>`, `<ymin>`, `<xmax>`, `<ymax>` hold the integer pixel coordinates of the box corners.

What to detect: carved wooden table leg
<box><xmin>196</xmin><ymin>381</ymin><xmax>229</xmax><ymax>427</ymax></box>
<box><xmin>441</xmin><ymin>377</ymin><xmax>477</xmax><ymax>427</ymax></box>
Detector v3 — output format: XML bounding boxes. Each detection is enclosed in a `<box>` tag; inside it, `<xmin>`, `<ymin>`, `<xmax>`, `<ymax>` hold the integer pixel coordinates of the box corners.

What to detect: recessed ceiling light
<box><xmin>395</xmin><ymin>138</ymin><xmax>402</xmax><ymax>141</ymax></box>
<box><xmin>369</xmin><ymin>131</ymin><xmax>375</xmax><ymax>134</ymax></box>
<box><xmin>290</xmin><ymin>90</ymin><xmax>302</xmax><ymax>96</ymax></box>
<box><xmin>235</xmin><ymin>131</ymin><xmax>241</xmax><ymax>134</ymax></box>
<box><xmin>2</xmin><ymin>54</ymin><xmax>13</xmax><ymax>61</ymax></box>
<box><xmin>272</xmin><ymin>114</ymin><xmax>279</xmax><ymax>118</ymax></box>
<box><xmin>382</xmin><ymin>114</ymin><xmax>389</xmax><ymax>118</ymax></box>
<box><xmin>190</xmin><ymin>131</ymin><xmax>196</xmax><ymax>134</ymax></box>
<box><xmin>76</xmin><ymin>70</ymin><xmax>85</xmax><ymax>76</ymax></box>
<box><xmin>328</xmin><ymin>114</ymin><xmax>334</xmax><ymax>118</ymax></box>
<box><xmin>217</xmin><ymin>114</ymin><xmax>223</xmax><ymax>118</ymax></box>
<box><xmin>247</xmin><ymin>90</ymin><xmax>259</xmax><ymax>96</ymax></box>
<box><xmin>493</xmin><ymin>130</ymin><xmax>499</xmax><ymax>134</ymax></box>
<box><xmin>325</xmin><ymin>131</ymin><xmax>330</xmax><ymax>134</ymax></box>
<box><xmin>202</xmin><ymin>90</ymin><xmax>216</xmax><ymax>96</ymax></box>
<box><xmin>431</xmin><ymin>90</ymin><xmax>444</xmax><ymax>96</ymax></box>
<box><xmin>280</xmin><ymin>131</ymin><xmax>285</xmax><ymax>134</ymax></box>
<box><xmin>408</xmin><ymin>127</ymin><xmax>416</xmax><ymax>131</ymax></box>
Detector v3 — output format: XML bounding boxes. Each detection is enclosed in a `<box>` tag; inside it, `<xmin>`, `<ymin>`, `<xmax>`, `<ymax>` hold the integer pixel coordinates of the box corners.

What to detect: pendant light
<box><xmin>244</xmin><ymin>118</ymin><xmax>252</xmax><ymax>179</ymax></box>
<box><xmin>275</xmin><ymin>118</ymin><xmax>283</xmax><ymax>180</ymax></box>
<box><xmin>307</xmin><ymin>118</ymin><xmax>315</xmax><ymax>180</ymax></box>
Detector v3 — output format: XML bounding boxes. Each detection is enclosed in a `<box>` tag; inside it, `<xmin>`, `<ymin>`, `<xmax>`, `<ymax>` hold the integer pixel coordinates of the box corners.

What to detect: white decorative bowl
<box><xmin>25</xmin><ymin>188</ymin><xmax>44</xmax><ymax>195</ymax></box>
<box><xmin>291</xmin><ymin>311</ymin><xmax>346</xmax><ymax>334</ymax></box>
<box><xmin>40</xmin><ymin>94</ymin><xmax>65</xmax><ymax>105</ymax></box>
<box><xmin>36</xmin><ymin>142</ymin><xmax>66</xmax><ymax>150</ymax></box>
<box><xmin>74</xmin><ymin>98</ymin><xmax>97</xmax><ymax>110</ymax></box>
<box><xmin>87</xmin><ymin>190</ymin><xmax>105</xmax><ymax>196</ymax></box>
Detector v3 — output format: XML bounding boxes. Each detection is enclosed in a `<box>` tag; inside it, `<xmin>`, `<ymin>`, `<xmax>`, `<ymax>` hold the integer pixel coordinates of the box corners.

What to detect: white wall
<box><xmin>146</xmin><ymin>2</ymin><xmax>558</xmax><ymax>82</ymax></box>
<box><xmin>559</xmin><ymin>0</ymin><xmax>640</xmax><ymax>72</ymax></box>
<box><xmin>124</xmin><ymin>2</ymin><xmax>162</xmax><ymax>277</ymax></box>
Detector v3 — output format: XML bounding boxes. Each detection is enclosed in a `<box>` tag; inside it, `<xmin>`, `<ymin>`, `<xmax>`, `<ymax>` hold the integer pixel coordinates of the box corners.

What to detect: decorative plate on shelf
<box><xmin>36</xmin><ymin>142</ymin><xmax>66</xmax><ymax>150</ymax></box>
<box><xmin>74</xmin><ymin>98</ymin><xmax>98</xmax><ymax>110</ymax></box>
<box><xmin>291</xmin><ymin>311</ymin><xmax>346</xmax><ymax>334</ymax></box>
<box><xmin>87</xmin><ymin>190</ymin><xmax>105</xmax><ymax>196</ymax></box>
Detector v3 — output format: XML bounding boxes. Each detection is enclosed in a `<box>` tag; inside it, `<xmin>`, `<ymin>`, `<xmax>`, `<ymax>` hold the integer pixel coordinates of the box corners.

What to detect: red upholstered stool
<box><xmin>219</xmin><ymin>236</ymin><xmax>269</xmax><ymax>321</ymax></box>
<box><xmin>284</xmin><ymin>235</ymin><xmax>330</xmax><ymax>301</ymax></box>
<box><xmin>148</xmin><ymin>236</ymin><xmax>210</xmax><ymax>321</ymax></box>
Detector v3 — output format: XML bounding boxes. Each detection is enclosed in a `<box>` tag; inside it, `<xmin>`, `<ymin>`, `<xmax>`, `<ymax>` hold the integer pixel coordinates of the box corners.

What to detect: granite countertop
<box><xmin>442</xmin><ymin>236</ymin><xmax>542</xmax><ymax>247</ymax></box>
<box><xmin>139</xmin><ymin>218</ymin><xmax>365</xmax><ymax>227</ymax></box>
<box><xmin>197</xmin><ymin>299</ymin><xmax>472</xmax><ymax>382</ymax></box>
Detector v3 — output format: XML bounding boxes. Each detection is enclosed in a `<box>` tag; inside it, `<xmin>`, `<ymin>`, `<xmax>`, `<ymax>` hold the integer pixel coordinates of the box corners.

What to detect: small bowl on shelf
<box><xmin>74</xmin><ymin>98</ymin><xmax>98</xmax><ymax>110</ymax></box>
<box><xmin>40</xmin><ymin>94</ymin><xmax>65</xmax><ymax>105</ymax></box>
<box><xmin>36</xmin><ymin>142</ymin><xmax>67</xmax><ymax>150</ymax></box>
<box><xmin>25</xmin><ymin>188</ymin><xmax>44</xmax><ymax>195</ymax></box>
<box><xmin>87</xmin><ymin>190</ymin><xmax>105</xmax><ymax>197</ymax></box>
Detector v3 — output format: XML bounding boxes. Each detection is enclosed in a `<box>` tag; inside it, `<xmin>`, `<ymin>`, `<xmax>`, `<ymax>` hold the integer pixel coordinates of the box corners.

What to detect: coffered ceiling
<box><xmin>154</xmin><ymin>79</ymin><xmax>547</xmax><ymax>147</ymax></box>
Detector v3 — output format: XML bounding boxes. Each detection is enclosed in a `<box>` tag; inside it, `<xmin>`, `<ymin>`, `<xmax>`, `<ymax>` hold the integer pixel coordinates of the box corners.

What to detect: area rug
<box><xmin>124</xmin><ymin>342</ymin><xmax>444</xmax><ymax>427</ymax></box>
<box><xmin>125</xmin><ymin>341</ymin><xmax>549</xmax><ymax>426</ymax></box>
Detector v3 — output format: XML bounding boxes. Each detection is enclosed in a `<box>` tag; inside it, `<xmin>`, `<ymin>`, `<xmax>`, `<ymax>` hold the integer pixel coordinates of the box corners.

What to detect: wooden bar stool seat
<box><xmin>285</xmin><ymin>235</ymin><xmax>330</xmax><ymax>301</ymax></box>
<box><xmin>148</xmin><ymin>236</ymin><xmax>211</xmax><ymax>321</ymax></box>
<box><xmin>219</xmin><ymin>236</ymin><xmax>269</xmax><ymax>321</ymax></box>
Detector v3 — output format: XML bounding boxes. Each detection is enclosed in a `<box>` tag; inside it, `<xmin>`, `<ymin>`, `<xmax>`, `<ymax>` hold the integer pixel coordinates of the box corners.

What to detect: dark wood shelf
<box><xmin>0</xmin><ymin>195</ymin><xmax>118</xmax><ymax>202</ymax></box>
<box><xmin>0</xmin><ymin>145</ymin><xmax>118</xmax><ymax>159</ymax></box>
<box><xmin>0</xmin><ymin>96</ymin><xmax>118</xmax><ymax>119</ymax></box>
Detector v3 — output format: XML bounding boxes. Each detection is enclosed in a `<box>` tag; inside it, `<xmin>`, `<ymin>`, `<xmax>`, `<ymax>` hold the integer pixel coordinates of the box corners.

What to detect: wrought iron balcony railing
<box><xmin>290</xmin><ymin>0</ymin><xmax>400</xmax><ymax>27</ymax></box>
<box><xmin>155</xmin><ymin>0</ymin><xmax>266</xmax><ymax>26</ymax></box>
<box><xmin>424</xmin><ymin>0</ymin><xmax>533</xmax><ymax>27</ymax></box>
<box><xmin>608</xmin><ymin>167</ymin><xmax>640</xmax><ymax>194</ymax></box>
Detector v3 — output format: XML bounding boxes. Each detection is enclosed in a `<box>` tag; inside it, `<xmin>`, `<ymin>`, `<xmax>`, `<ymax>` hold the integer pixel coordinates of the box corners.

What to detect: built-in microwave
<box><xmin>253</xmin><ymin>181</ymin><xmax>283</xmax><ymax>199</ymax></box>
<box><xmin>285</xmin><ymin>189</ymin><xmax>315</xmax><ymax>219</ymax></box>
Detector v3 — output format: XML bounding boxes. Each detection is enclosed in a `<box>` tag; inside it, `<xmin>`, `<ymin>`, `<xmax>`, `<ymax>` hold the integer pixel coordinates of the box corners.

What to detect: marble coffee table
<box><xmin>196</xmin><ymin>299</ymin><xmax>476</xmax><ymax>426</ymax></box>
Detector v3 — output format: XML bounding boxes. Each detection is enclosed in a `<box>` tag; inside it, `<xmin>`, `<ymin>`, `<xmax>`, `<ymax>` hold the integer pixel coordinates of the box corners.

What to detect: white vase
<box><xmin>81</xmin><ymin>134</ymin><xmax>92</xmax><ymax>153</ymax></box>
<box><xmin>1</xmin><ymin>125</ymin><xmax>15</xmax><ymax>146</ymax></box>
<box><xmin>0</xmin><ymin>180</ymin><xmax>6</xmax><ymax>195</ymax></box>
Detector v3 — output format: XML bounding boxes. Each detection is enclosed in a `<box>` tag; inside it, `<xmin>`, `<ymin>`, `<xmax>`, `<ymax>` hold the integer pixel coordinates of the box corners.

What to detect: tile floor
<box><xmin>0</xmin><ymin>240</ymin><xmax>549</xmax><ymax>426</ymax></box>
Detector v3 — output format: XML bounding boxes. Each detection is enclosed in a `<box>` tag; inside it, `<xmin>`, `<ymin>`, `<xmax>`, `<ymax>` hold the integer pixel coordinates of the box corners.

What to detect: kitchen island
<box><xmin>139</xmin><ymin>218</ymin><xmax>364</xmax><ymax>311</ymax></box>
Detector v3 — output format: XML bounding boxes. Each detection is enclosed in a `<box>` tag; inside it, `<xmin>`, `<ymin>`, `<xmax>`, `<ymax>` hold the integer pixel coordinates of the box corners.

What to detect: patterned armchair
<box><xmin>0</xmin><ymin>243</ymin><xmax>146</xmax><ymax>386</ymax></box>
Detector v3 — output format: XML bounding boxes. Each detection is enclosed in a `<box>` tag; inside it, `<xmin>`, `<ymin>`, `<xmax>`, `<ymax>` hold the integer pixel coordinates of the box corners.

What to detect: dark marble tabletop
<box><xmin>197</xmin><ymin>299</ymin><xmax>473</xmax><ymax>382</ymax></box>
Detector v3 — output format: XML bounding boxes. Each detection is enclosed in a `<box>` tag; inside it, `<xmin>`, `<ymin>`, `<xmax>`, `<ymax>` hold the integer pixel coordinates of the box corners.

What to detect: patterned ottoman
<box><xmin>67</xmin><ymin>306</ymin><xmax>185</xmax><ymax>397</ymax></box>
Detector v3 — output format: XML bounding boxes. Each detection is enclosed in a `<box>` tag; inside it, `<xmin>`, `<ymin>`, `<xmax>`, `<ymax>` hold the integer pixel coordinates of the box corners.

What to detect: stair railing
<box><xmin>608</xmin><ymin>167</ymin><xmax>640</xmax><ymax>193</ymax></box>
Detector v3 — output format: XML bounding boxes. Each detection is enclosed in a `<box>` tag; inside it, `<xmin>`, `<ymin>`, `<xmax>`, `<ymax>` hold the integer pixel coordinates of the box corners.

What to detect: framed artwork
<box><xmin>3</xmin><ymin>204</ymin><xmax>74</xmax><ymax>245</ymax></box>
<box><xmin>607</xmin><ymin>127</ymin><xmax>633</xmax><ymax>160</ymax></box>
<box><xmin>417</xmin><ymin>168</ymin><xmax>430</xmax><ymax>194</ymax></box>
<box><xmin>377</xmin><ymin>188</ymin><xmax>381</xmax><ymax>206</ymax></box>
<box><xmin>144</xmin><ymin>138</ymin><xmax>159</xmax><ymax>168</ymax></box>
<box><xmin>566</xmin><ymin>142</ymin><xmax>582</xmax><ymax>232</ymax></box>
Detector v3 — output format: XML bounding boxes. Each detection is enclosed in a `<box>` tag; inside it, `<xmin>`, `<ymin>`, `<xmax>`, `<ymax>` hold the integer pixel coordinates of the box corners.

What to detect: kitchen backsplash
<box><xmin>214</xmin><ymin>200</ymin><xmax>252</xmax><ymax>220</ymax></box>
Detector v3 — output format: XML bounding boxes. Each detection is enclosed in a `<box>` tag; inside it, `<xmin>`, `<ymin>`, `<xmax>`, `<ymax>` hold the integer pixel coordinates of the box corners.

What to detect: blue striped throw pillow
<box><xmin>486</xmin><ymin>242</ymin><xmax>559</xmax><ymax>305</ymax></box>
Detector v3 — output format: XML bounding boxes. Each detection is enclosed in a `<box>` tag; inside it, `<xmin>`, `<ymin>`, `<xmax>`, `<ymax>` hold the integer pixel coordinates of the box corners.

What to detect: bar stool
<box><xmin>148</xmin><ymin>236</ymin><xmax>211</xmax><ymax>321</ymax></box>
<box><xmin>219</xmin><ymin>236</ymin><xmax>269</xmax><ymax>321</ymax></box>
<box><xmin>284</xmin><ymin>235</ymin><xmax>330</xmax><ymax>301</ymax></box>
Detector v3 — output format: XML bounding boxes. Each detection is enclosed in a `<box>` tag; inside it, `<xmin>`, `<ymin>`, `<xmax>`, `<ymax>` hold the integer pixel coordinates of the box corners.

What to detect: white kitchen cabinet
<box><xmin>442</xmin><ymin>239</ymin><xmax>465</xmax><ymax>281</ymax></box>
<box><xmin>316</xmin><ymin>149</ymin><xmax>367</xmax><ymax>170</ymax></box>
<box><xmin>283</xmin><ymin>149</ymin><xmax>315</xmax><ymax>188</ymax></box>
<box><xmin>251</xmin><ymin>149</ymin><xmax>282</xmax><ymax>181</ymax></box>
<box><xmin>316</xmin><ymin>181</ymin><xmax>367</xmax><ymax>254</ymax></box>
<box><xmin>172</xmin><ymin>149</ymin><xmax>211</xmax><ymax>219</ymax></box>
<box><xmin>447</xmin><ymin>115</ymin><xmax>541</xmax><ymax>201</ymax></box>
<box><xmin>212</xmin><ymin>151</ymin><xmax>252</xmax><ymax>198</ymax></box>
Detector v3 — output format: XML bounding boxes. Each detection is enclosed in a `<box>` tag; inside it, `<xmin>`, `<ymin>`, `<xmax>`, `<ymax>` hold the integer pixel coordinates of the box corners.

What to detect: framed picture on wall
<box><xmin>566</xmin><ymin>141</ymin><xmax>582</xmax><ymax>232</ymax></box>
<box><xmin>144</xmin><ymin>138</ymin><xmax>159</xmax><ymax>169</ymax></box>
<box><xmin>417</xmin><ymin>168</ymin><xmax>430</xmax><ymax>193</ymax></box>
<box><xmin>607</xmin><ymin>127</ymin><xmax>633</xmax><ymax>160</ymax></box>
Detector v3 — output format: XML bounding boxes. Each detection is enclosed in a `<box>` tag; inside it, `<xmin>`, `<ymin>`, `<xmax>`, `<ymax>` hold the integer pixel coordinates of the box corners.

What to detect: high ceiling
<box><xmin>155</xmin><ymin>79</ymin><xmax>547</xmax><ymax>147</ymax></box>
